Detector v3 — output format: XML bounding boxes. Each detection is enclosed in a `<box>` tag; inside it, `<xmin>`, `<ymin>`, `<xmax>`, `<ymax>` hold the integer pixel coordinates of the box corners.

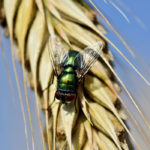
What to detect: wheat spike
<box><xmin>1</xmin><ymin>0</ymin><xmax>136</xmax><ymax>149</ymax></box>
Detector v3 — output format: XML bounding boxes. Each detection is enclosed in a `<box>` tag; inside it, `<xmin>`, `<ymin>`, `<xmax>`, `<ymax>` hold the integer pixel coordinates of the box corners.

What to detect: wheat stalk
<box><xmin>0</xmin><ymin>0</ymin><xmax>134</xmax><ymax>149</ymax></box>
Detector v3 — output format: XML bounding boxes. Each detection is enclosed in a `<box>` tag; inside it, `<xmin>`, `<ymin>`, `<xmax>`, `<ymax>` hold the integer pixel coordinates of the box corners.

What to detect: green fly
<box><xmin>49</xmin><ymin>35</ymin><xmax>103</xmax><ymax>104</ymax></box>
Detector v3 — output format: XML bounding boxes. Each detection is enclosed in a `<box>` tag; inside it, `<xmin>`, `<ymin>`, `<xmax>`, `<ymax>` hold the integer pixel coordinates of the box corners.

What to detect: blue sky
<box><xmin>0</xmin><ymin>0</ymin><xmax>150</xmax><ymax>150</ymax></box>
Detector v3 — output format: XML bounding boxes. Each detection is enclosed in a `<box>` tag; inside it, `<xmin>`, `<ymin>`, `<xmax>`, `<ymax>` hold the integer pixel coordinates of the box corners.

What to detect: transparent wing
<box><xmin>77</xmin><ymin>41</ymin><xmax>104</xmax><ymax>79</ymax></box>
<box><xmin>48</xmin><ymin>35</ymin><xmax>68</xmax><ymax>76</ymax></box>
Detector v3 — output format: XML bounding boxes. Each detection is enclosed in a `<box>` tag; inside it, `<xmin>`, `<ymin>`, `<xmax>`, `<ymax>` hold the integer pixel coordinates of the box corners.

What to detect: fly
<box><xmin>48</xmin><ymin>35</ymin><xmax>103</xmax><ymax>104</ymax></box>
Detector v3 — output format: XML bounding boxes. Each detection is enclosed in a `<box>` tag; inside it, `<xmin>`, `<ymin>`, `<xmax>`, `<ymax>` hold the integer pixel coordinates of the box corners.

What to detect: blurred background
<box><xmin>0</xmin><ymin>0</ymin><xmax>150</xmax><ymax>149</ymax></box>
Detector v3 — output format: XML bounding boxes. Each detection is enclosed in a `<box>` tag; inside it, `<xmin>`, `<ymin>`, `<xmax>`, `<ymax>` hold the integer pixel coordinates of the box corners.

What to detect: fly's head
<box><xmin>55</xmin><ymin>91</ymin><xmax>76</xmax><ymax>103</ymax></box>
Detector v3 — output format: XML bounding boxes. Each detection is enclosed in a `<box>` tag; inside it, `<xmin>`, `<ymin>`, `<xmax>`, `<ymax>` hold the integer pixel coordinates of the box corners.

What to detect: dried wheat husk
<box><xmin>0</xmin><ymin>0</ymin><xmax>130</xmax><ymax>149</ymax></box>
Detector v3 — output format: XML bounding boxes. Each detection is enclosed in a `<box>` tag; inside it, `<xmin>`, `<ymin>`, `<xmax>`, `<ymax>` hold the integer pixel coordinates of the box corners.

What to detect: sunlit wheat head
<box><xmin>0</xmin><ymin>0</ymin><xmax>150</xmax><ymax>150</ymax></box>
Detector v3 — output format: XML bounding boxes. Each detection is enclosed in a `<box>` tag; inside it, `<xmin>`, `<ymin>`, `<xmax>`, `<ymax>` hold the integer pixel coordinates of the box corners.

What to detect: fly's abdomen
<box><xmin>57</xmin><ymin>71</ymin><xmax>77</xmax><ymax>93</ymax></box>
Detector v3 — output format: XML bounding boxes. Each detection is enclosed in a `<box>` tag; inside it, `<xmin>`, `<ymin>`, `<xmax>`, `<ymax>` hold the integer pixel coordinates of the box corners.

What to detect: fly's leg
<box><xmin>42</xmin><ymin>85</ymin><xmax>50</xmax><ymax>92</ymax></box>
<box><xmin>49</xmin><ymin>96</ymin><xmax>56</xmax><ymax>109</ymax></box>
<box><xmin>74</xmin><ymin>95</ymin><xmax>77</xmax><ymax>113</ymax></box>
<box><xmin>42</xmin><ymin>73</ymin><xmax>55</xmax><ymax>92</ymax></box>
<box><xmin>42</xmin><ymin>74</ymin><xmax>57</xmax><ymax>110</ymax></box>
<box><xmin>83</xmin><ymin>77</ymin><xmax>85</xmax><ymax>92</ymax></box>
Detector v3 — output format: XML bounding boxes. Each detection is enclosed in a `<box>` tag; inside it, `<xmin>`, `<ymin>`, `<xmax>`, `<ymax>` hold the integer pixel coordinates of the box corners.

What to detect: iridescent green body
<box><xmin>58</xmin><ymin>66</ymin><xmax>77</xmax><ymax>93</ymax></box>
<box><xmin>55</xmin><ymin>50</ymin><xmax>83</xmax><ymax>103</ymax></box>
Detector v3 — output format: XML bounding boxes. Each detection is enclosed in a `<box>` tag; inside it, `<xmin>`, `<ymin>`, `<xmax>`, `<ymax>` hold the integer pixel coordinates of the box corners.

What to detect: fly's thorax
<box><xmin>56</xmin><ymin>66</ymin><xmax>78</xmax><ymax>102</ymax></box>
<box><xmin>57</xmin><ymin>66</ymin><xmax>78</xmax><ymax>93</ymax></box>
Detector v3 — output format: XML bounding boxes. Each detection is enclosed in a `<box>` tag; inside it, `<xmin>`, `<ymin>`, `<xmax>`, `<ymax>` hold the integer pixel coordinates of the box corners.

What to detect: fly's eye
<box><xmin>67</xmin><ymin>94</ymin><xmax>75</xmax><ymax>101</ymax></box>
<box><xmin>55</xmin><ymin>91</ymin><xmax>61</xmax><ymax>99</ymax></box>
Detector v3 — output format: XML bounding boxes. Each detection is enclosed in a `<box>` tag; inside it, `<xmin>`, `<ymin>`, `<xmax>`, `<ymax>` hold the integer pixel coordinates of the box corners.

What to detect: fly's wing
<box><xmin>77</xmin><ymin>41</ymin><xmax>104</xmax><ymax>79</ymax></box>
<box><xmin>48</xmin><ymin>35</ymin><xmax>68</xmax><ymax>76</ymax></box>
